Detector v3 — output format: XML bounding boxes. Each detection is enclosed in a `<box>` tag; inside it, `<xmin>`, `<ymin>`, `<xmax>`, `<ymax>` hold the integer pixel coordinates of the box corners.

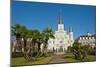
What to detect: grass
<box><xmin>11</xmin><ymin>55</ymin><xmax>53</xmax><ymax>66</ymax></box>
<box><xmin>11</xmin><ymin>53</ymin><xmax>96</xmax><ymax>66</ymax></box>
<box><xmin>86</xmin><ymin>55</ymin><xmax>96</xmax><ymax>61</ymax></box>
<box><xmin>65</xmin><ymin>53</ymin><xmax>96</xmax><ymax>63</ymax></box>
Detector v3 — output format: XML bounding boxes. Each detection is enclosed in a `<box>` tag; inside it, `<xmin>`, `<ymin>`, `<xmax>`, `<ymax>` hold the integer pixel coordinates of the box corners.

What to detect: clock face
<box><xmin>60</xmin><ymin>40</ymin><xmax>63</xmax><ymax>44</ymax></box>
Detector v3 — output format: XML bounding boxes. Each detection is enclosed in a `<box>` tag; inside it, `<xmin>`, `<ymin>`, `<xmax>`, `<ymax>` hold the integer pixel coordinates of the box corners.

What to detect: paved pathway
<box><xmin>48</xmin><ymin>54</ymin><xmax>67</xmax><ymax>64</ymax></box>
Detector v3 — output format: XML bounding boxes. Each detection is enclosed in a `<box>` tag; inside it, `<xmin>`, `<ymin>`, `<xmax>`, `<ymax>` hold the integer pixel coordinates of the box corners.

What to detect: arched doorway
<box><xmin>58</xmin><ymin>46</ymin><xmax>63</xmax><ymax>52</ymax></box>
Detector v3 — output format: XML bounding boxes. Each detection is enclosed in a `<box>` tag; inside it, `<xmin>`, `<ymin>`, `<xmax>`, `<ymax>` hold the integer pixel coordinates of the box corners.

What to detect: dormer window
<box><xmin>89</xmin><ymin>37</ymin><xmax>91</xmax><ymax>40</ymax></box>
<box><xmin>80</xmin><ymin>37</ymin><xmax>82</xmax><ymax>40</ymax></box>
<box><xmin>86</xmin><ymin>37</ymin><xmax>88</xmax><ymax>40</ymax></box>
<box><xmin>82</xmin><ymin>37</ymin><xmax>84</xmax><ymax>40</ymax></box>
<box><xmin>92</xmin><ymin>37</ymin><xmax>94</xmax><ymax>39</ymax></box>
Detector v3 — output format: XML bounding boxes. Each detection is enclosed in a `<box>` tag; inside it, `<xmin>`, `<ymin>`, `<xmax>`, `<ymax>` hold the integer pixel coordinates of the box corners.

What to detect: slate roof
<box><xmin>75</xmin><ymin>34</ymin><xmax>96</xmax><ymax>41</ymax></box>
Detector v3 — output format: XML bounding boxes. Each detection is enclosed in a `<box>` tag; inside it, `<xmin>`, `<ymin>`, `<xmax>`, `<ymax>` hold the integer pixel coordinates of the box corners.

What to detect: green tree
<box><xmin>72</xmin><ymin>41</ymin><xmax>83</xmax><ymax>60</ymax></box>
<box><xmin>11</xmin><ymin>24</ymin><xmax>54</xmax><ymax>60</ymax></box>
<box><xmin>41</xmin><ymin>28</ymin><xmax>54</xmax><ymax>56</ymax></box>
<box><xmin>67</xmin><ymin>46</ymin><xmax>72</xmax><ymax>52</ymax></box>
<box><xmin>11</xmin><ymin>24</ymin><xmax>27</xmax><ymax>52</ymax></box>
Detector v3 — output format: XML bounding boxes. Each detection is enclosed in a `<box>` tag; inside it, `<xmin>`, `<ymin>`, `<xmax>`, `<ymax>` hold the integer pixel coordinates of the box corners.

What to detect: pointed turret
<box><xmin>69</xmin><ymin>27</ymin><xmax>73</xmax><ymax>32</ymax></box>
<box><xmin>68</xmin><ymin>26</ymin><xmax>74</xmax><ymax>46</ymax></box>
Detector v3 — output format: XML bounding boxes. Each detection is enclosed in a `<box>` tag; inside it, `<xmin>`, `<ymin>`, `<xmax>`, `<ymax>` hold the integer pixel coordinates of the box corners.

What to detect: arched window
<box><xmin>49</xmin><ymin>41</ymin><xmax>51</xmax><ymax>43</ymax></box>
<box><xmin>82</xmin><ymin>37</ymin><xmax>84</xmax><ymax>40</ymax></box>
<box><xmin>53</xmin><ymin>41</ymin><xmax>55</xmax><ymax>44</ymax></box>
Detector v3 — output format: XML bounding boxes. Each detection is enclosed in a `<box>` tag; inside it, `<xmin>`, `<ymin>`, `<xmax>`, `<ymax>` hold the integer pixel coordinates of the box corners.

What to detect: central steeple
<box><xmin>58</xmin><ymin>15</ymin><xmax>64</xmax><ymax>31</ymax></box>
<box><xmin>59</xmin><ymin>15</ymin><xmax>63</xmax><ymax>24</ymax></box>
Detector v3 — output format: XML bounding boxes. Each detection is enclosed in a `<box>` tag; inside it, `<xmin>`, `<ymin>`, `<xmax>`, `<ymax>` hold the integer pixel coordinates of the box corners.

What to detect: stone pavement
<box><xmin>48</xmin><ymin>54</ymin><xmax>67</xmax><ymax>64</ymax></box>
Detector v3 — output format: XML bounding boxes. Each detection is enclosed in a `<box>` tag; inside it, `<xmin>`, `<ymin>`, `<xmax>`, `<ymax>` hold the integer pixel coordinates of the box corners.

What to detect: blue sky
<box><xmin>12</xmin><ymin>1</ymin><xmax>96</xmax><ymax>39</ymax></box>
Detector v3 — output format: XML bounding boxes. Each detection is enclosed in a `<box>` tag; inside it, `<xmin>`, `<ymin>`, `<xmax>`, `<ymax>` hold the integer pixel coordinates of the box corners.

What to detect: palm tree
<box><xmin>41</xmin><ymin>28</ymin><xmax>54</xmax><ymax>56</ymax></box>
<box><xmin>11</xmin><ymin>24</ymin><xmax>24</xmax><ymax>52</ymax></box>
<box><xmin>11</xmin><ymin>24</ymin><xmax>31</xmax><ymax>60</ymax></box>
<box><xmin>11</xmin><ymin>24</ymin><xmax>54</xmax><ymax>60</ymax></box>
<box><xmin>24</xmin><ymin>29</ymin><xmax>43</xmax><ymax>60</ymax></box>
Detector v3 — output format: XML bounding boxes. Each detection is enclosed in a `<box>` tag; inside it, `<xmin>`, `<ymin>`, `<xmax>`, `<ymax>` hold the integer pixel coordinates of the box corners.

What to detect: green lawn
<box><xmin>65</xmin><ymin>53</ymin><xmax>96</xmax><ymax>63</ymax></box>
<box><xmin>11</xmin><ymin>53</ymin><xmax>96</xmax><ymax>66</ymax></box>
<box><xmin>11</xmin><ymin>55</ymin><xmax>53</xmax><ymax>66</ymax></box>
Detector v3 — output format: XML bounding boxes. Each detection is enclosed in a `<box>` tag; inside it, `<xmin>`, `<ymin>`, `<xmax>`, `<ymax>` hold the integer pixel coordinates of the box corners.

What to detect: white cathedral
<box><xmin>47</xmin><ymin>16</ymin><xmax>74</xmax><ymax>53</ymax></box>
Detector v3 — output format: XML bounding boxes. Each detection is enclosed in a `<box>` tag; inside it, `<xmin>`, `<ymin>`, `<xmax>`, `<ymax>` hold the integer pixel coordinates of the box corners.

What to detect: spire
<box><xmin>69</xmin><ymin>27</ymin><xmax>73</xmax><ymax>32</ymax></box>
<box><xmin>59</xmin><ymin>15</ymin><xmax>63</xmax><ymax>24</ymax></box>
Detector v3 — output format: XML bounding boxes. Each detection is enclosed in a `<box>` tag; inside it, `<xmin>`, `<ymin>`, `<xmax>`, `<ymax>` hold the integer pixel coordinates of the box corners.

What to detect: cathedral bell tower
<box><xmin>68</xmin><ymin>27</ymin><xmax>74</xmax><ymax>46</ymax></box>
<box><xmin>58</xmin><ymin>16</ymin><xmax>64</xmax><ymax>31</ymax></box>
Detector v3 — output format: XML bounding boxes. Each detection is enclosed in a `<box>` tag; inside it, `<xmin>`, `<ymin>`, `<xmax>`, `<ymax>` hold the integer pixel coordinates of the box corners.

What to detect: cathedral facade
<box><xmin>48</xmin><ymin>16</ymin><xmax>74</xmax><ymax>53</ymax></box>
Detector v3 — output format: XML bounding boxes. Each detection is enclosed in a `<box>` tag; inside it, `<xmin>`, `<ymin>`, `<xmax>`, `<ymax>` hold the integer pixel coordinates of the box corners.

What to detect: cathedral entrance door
<box><xmin>58</xmin><ymin>46</ymin><xmax>63</xmax><ymax>52</ymax></box>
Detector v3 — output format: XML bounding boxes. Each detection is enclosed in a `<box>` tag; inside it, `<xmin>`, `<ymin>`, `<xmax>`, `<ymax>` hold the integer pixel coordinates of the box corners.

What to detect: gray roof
<box><xmin>75</xmin><ymin>34</ymin><xmax>96</xmax><ymax>41</ymax></box>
